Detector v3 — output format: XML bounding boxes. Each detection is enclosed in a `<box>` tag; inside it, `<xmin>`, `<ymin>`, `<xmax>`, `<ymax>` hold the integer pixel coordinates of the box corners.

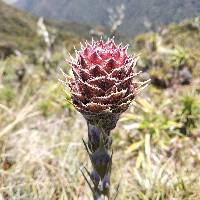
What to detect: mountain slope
<box><xmin>0</xmin><ymin>0</ymin><xmax>38</xmax><ymax>50</ymax></box>
<box><xmin>15</xmin><ymin>0</ymin><xmax>200</xmax><ymax>36</ymax></box>
<box><xmin>0</xmin><ymin>1</ymin><xmax>91</xmax><ymax>54</ymax></box>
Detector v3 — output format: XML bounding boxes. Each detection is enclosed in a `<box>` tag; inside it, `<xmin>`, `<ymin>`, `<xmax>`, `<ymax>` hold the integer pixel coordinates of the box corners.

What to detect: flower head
<box><xmin>66</xmin><ymin>38</ymin><xmax>145</xmax><ymax>131</ymax></box>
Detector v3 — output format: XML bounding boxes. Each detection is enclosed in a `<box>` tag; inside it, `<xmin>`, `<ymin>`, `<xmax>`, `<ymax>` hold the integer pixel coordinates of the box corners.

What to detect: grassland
<box><xmin>0</xmin><ymin>13</ymin><xmax>200</xmax><ymax>200</ymax></box>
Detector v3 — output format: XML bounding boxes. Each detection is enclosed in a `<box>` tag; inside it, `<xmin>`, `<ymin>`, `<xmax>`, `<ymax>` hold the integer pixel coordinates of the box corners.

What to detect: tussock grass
<box><xmin>0</xmin><ymin>76</ymin><xmax>200</xmax><ymax>199</ymax></box>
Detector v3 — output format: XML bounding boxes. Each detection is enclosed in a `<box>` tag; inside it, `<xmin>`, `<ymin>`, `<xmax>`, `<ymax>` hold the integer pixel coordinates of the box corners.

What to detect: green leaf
<box><xmin>126</xmin><ymin>140</ymin><xmax>144</xmax><ymax>154</ymax></box>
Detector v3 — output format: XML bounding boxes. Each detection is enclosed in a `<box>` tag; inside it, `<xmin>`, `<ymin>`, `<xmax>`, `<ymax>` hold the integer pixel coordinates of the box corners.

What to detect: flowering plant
<box><xmin>63</xmin><ymin>38</ymin><xmax>148</xmax><ymax>199</ymax></box>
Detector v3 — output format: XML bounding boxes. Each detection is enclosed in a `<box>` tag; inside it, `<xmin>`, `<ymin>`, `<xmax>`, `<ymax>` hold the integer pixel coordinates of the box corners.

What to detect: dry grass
<box><xmin>0</xmin><ymin>83</ymin><xmax>200</xmax><ymax>200</ymax></box>
<box><xmin>0</xmin><ymin>106</ymin><xmax>89</xmax><ymax>199</ymax></box>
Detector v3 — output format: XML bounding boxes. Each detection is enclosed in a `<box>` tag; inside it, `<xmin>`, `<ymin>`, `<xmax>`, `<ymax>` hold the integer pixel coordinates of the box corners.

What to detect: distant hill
<box><xmin>0</xmin><ymin>0</ymin><xmax>38</xmax><ymax>50</ymax></box>
<box><xmin>0</xmin><ymin>1</ymin><xmax>91</xmax><ymax>54</ymax></box>
<box><xmin>15</xmin><ymin>0</ymin><xmax>200</xmax><ymax>36</ymax></box>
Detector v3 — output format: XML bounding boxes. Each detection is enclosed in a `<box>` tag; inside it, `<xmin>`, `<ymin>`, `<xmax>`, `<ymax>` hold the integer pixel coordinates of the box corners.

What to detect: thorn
<box><xmin>73</xmin><ymin>45</ymin><xmax>77</xmax><ymax>51</ymax></box>
<box><xmin>92</xmin><ymin>37</ymin><xmax>95</xmax><ymax>45</ymax></box>
<box><xmin>59</xmin><ymin>68</ymin><xmax>71</xmax><ymax>80</ymax></box>
<box><xmin>139</xmin><ymin>79</ymin><xmax>151</xmax><ymax>86</ymax></box>
<box><xmin>118</xmin><ymin>43</ymin><xmax>122</xmax><ymax>49</ymax></box>
<box><xmin>131</xmin><ymin>79</ymin><xmax>151</xmax><ymax>87</ymax></box>
<box><xmin>83</xmin><ymin>166</ymin><xmax>96</xmax><ymax>186</ymax></box>
<box><xmin>135</xmin><ymin>83</ymin><xmax>149</xmax><ymax>94</ymax></box>
<box><xmin>82</xmin><ymin>139</ymin><xmax>94</xmax><ymax>165</ymax></box>
<box><xmin>80</xmin><ymin>42</ymin><xmax>84</xmax><ymax>50</ymax></box>
<box><xmin>80</xmin><ymin>166</ymin><xmax>95</xmax><ymax>193</ymax></box>
<box><xmin>132</xmin><ymin>71</ymin><xmax>142</xmax><ymax>77</ymax></box>
<box><xmin>85</xmin><ymin>40</ymin><xmax>88</xmax><ymax>44</ymax></box>
<box><xmin>66</xmin><ymin>57</ymin><xmax>77</xmax><ymax>65</ymax></box>
<box><xmin>58</xmin><ymin>79</ymin><xmax>68</xmax><ymax>86</ymax></box>
<box><xmin>113</xmin><ymin>182</ymin><xmax>120</xmax><ymax>200</ymax></box>
<box><xmin>66</xmin><ymin>51</ymin><xmax>76</xmax><ymax>63</ymax></box>
<box><xmin>82</xmin><ymin>139</ymin><xmax>91</xmax><ymax>155</ymax></box>
<box><xmin>123</xmin><ymin>44</ymin><xmax>129</xmax><ymax>52</ymax></box>
<box><xmin>66</xmin><ymin>50</ymin><xmax>74</xmax><ymax>59</ymax></box>
<box><xmin>131</xmin><ymin>56</ymin><xmax>140</xmax><ymax>67</ymax></box>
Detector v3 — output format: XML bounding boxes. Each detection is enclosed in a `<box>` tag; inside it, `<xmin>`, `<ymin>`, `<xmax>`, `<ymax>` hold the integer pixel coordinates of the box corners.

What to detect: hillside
<box><xmin>0</xmin><ymin>0</ymin><xmax>39</xmax><ymax>51</ymax></box>
<box><xmin>15</xmin><ymin>0</ymin><xmax>200</xmax><ymax>36</ymax></box>
<box><xmin>0</xmin><ymin>1</ymin><xmax>91</xmax><ymax>56</ymax></box>
<box><xmin>131</xmin><ymin>18</ymin><xmax>200</xmax><ymax>89</ymax></box>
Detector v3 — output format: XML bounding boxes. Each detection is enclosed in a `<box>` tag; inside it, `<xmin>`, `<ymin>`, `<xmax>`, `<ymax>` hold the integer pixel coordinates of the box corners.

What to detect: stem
<box><xmin>82</xmin><ymin>122</ymin><xmax>113</xmax><ymax>200</ymax></box>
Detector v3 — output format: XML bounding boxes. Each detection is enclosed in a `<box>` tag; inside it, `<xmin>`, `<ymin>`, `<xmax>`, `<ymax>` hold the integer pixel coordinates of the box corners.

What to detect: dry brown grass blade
<box><xmin>0</xmin><ymin>101</ymin><xmax>40</xmax><ymax>138</ymax></box>
<box><xmin>0</xmin><ymin>104</ymin><xmax>12</xmax><ymax>115</ymax></box>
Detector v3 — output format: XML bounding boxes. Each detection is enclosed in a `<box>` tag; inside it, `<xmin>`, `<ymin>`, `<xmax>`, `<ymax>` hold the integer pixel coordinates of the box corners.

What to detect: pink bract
<box><xmin>68</xmin><ymin>38</ymin><xmax>140</xmax><ymax>115</ymax></box>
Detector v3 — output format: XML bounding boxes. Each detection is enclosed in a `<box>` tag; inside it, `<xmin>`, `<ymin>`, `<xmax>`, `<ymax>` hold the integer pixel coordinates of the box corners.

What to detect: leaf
<box><xmin>136</xmin><ymin>98</ymin><xmax>153</xmax><ymax>113</ymax></box>
<box><xmin>145</xmin><ymin>133</ymin><xmax>151</xmax><ymax>163</ymax></box>
<box><xmin>136</xmin><ymin>151</ymin><xmax>144</xmax><ymax>169</ymax></box>
<box><xmin>120</xmin><ymin>114</ymin><xmax>142</xmax><ymax>122</ymax></box>
<box><xmin>164</xmin><ymin>120</ymin><xmax>181</xmax><ymax>130</ymax></box>
<box><xmin>123</xmin><ymin>123</ymin><xmax>140</xmax><ymax>131</ymax></box>
<box><xmin>126</xmin><ymin>140</ymin><xmax>144</xmax><ymax>154</ymax></box>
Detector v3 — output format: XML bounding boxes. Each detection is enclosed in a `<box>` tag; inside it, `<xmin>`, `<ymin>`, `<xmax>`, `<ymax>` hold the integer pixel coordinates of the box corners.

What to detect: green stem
<box><xmin>82</xmin><ymin>123</ymin><xmax>112</xmax><ymax>200</ymax></box>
